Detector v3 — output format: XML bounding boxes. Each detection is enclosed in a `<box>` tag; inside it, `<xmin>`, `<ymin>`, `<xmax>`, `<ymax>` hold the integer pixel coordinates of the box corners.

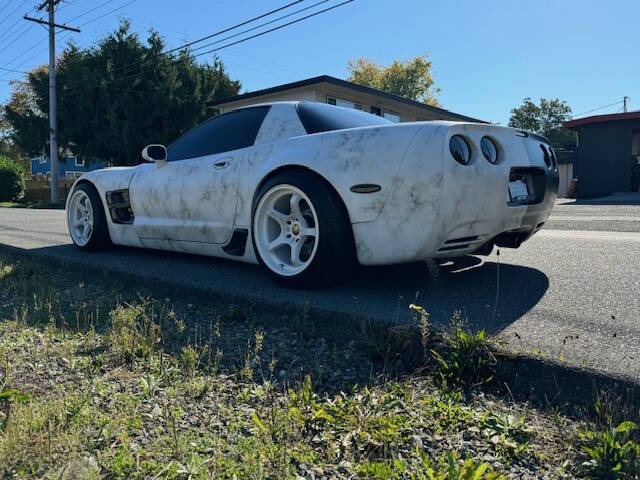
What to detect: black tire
<box><xmin>68</xmin><ymin>183</ymin><xmax>111</xmax><ymax>251</ymax></box>
<box><xmin>252</xmin><ymin>171</ymin><xmax>355</xmax><ymax>288</ymax></box>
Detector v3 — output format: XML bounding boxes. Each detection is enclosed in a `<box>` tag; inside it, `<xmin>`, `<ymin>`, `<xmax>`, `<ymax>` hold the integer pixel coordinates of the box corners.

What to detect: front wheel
<box><xmin>67</xmin><ymin>183</ymin><xmax>111</xmax><ymax>251</ymax></box>
<box><xmin>252</xmin><ymin>172</ymin><xmax>354</xmax><ymax>287</ymax></box>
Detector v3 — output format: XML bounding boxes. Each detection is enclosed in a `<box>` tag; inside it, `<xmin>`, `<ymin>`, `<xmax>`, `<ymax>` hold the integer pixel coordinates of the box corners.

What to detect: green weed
<box><xmin>579</xmin><ymin>421</ymin><xmax>640</xmax><ymax>479</ymax></box>
<box><xmin>432</xmin><ymin>314</ymin><xmax>495</xmax><ymax>388</ymax></box>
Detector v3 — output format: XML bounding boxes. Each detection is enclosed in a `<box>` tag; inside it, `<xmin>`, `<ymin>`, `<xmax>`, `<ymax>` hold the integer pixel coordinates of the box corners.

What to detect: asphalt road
<box><xmin>1</xmin><ymin>202</ymin><xmax>639</xmax><ymax>383</ymax></box>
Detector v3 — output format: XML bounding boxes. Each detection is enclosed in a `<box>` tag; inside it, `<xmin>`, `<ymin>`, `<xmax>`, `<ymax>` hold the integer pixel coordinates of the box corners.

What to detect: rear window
<box><xmin>297</xmin><ymin>101</ymin><xmax>391</xmax><ymax>134</ymax></box>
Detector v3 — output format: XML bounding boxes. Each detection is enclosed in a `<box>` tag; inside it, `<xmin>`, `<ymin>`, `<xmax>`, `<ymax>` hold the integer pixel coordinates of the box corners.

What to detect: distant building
<box><xmin>29</xmin><ymin>152</ymin><xmax>105</xmax><ymax>177</ymax></box>
<box><xmin>208</xmin><ymin>75</ymin><xmax>483</xmax><ymax>123</ymax></box>
<box><xmin>564</xmin><ymin>112</ymin><xmax>640</xmax><ymax>197</ymax></box>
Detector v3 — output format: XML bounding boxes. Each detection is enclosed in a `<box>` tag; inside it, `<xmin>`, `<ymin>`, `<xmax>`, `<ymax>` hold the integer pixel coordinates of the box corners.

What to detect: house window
<box><xmin>327</xmin><ymin>96</ymin><xmax>362</xmax><ymax>110</ymax></box>
<box><xmin>370</xmin><ymin>106</ymin><xmax>381</xmax><ymax>116</ymax></box>
<box><xmin>75</xmin><ymin>157</ymin><xmax>85</xmax><ymax>167</ymax></box>
<box><xmin>383</xmin><ymin>111</ymin><xmax>401</xmax><ymax>123</ymax></box>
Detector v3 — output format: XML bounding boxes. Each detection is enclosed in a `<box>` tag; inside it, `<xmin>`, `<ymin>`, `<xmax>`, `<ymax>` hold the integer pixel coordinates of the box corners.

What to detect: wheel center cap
<box><xmin>292</xmin><ymin>224</ymin><xmax>301</xmax><ymax>235</ymax></box>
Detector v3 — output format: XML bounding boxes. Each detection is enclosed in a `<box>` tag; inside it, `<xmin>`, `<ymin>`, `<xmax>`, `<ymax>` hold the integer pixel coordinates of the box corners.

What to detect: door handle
<box><xmin>213</xmin><ymin>158</ymin><xmax>231</xmax><ymax>169</ymax></box>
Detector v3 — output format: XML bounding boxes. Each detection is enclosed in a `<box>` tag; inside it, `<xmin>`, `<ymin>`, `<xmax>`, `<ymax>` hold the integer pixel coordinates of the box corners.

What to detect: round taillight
<box><xmin>481</xmin><ymin>137</ymin><xmax>499</xmax><ymax>164</ymax></box>
<box><xmin>450</xmin><ymin>135</ymin><xmax>471</xmax><ymax>165</ymax></box>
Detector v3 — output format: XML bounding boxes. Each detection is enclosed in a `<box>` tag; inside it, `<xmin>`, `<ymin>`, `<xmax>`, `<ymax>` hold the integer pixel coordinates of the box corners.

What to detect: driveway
<box><xmin>1</xmin><ymin>202</ymin><xmax>639</xmax><ymax>383</ymax></box>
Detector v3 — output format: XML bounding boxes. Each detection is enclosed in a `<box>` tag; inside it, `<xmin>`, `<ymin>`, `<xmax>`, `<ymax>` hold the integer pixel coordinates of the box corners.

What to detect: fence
<box><xmin>24</xmin><ymin>173</ymin><xmax>81</xmax><ymax>203</ymax></box>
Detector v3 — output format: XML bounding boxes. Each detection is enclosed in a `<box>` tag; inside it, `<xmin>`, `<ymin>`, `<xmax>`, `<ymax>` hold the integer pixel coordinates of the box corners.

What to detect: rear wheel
<box><xmin>252</xmin><ymin>171</ymin><xmax>353</xmax><ymax>287</ymax></box>
<box><xmin>67</xmin><ymin>183</ymin><xmax>110</xmax><ymax>251</ymax></box>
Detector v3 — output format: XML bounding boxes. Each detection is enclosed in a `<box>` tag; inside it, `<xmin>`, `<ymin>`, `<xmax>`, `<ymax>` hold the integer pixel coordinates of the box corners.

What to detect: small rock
<box><xmin>337</xmin><ymin>460</ymin><xmax>352</xmax><ymax>474</ymax></box>
<box><xmin>44</xmin><ymin>456</ymin><xmax>99</xmax><ymax>480</ymax></box>
<box><xmin>410</xmin><ymin>434</ymin><xmax>423</xmax><ymax>449</ymax></box>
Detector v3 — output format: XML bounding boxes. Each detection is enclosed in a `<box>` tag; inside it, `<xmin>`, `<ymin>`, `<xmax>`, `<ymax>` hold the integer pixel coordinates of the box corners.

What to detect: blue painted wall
<box><xmin>30</xmin><ymin>156</ymin><xmax>106</xmax><ymax>175</ymax></box>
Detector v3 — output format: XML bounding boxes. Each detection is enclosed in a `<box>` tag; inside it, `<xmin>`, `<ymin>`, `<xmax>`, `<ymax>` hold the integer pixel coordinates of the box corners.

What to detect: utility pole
<box><xmin>25</xmin><ymin>1</ymin><xmax>79</xmax><ymax>204</ymax></box>
<box><xmin>623</xmin><ymin>96</ymin><xmax>629</xmax><ymax>113</ymax></box>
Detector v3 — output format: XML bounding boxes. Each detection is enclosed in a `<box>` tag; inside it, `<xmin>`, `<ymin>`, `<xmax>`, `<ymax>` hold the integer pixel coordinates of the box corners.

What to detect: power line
<box><xmin>58</xmin><ymin>0</ymin><xmax>118</xmax><ymax>24</ymax></box>
<box><xmin>195</xmin><ymin>0</ymin><xmax>354</xmax><ymax>57</ymax></box>
<box><xmin>164</xmin><ymin>0</ymin><xmax>304</xmax><ymax>54</ymax></box>
<box><xmin>0</xmin><ymin>0</ymin><xmax>28</xmax><ymax>28</ymax></box>
<box><xmin>0</xmin><ymin>14</ymin><xmax>29</xmax><ymax>44</ymax></box>
<box><xmin>189</xmin><ymin>0</ymin><xmax>331</xmax><ymax>54</ymax></box>
<box><xmin>0</xmin><ymin>0</ymin><xmax>19</xmax><ymax>17</ymax></box>
<box><xmin>23</xmin><ymin>0</ymin><xmax>322</xmax><ymax>96</ymax></box>
<box><xmin>4</xmin><ymin>0</ymin><xmax>355</xmax><ymax>104</ymax></box>
<box><xmin>85</xmin><ymin>0</ymin><xmax>351</xmax><ymax>87</ymax></box>
<box><xmin>0</xmin><ymin>0</ymin><xmax>133</xmax><ymax>81</ymax></box>
<box><xmin>573</xmin><ymin>100</ymin><xmax>624</xmax><ymax>118</ymax></box>
<box><xmin>0</xmin><ymin>1</ymin><xmax>38</xmax><ymax>46</ymax></box>
<box><xmin>0</xmin><ymin>65</ymin><xmax>28</xmax><ymax>74</ymax></box>
<box><xmin>76</xmin><ymin>0</ymin><xmax>136</xmax><ymax>28</ymax></box>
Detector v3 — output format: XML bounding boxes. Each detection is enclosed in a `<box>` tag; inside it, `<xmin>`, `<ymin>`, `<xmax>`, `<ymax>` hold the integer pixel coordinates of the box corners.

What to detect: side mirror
<box><xmin>142</xmin><ymin>144</ymin><xmax>167</xmax><ymax>166</ymax></box>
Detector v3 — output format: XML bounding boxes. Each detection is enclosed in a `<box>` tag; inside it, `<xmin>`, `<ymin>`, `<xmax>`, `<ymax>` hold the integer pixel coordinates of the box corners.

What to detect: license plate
<box><xmin>508</xmin><ymin>179</ymin><xmax>530</xmax><ymax>203</ymax></box>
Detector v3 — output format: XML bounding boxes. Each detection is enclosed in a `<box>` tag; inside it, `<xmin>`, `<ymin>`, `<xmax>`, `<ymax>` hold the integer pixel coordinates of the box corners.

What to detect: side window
<box><xmin>167</xmin><ymin>106</ymin><xmax>270</xmax><ymax>161</ymax></box>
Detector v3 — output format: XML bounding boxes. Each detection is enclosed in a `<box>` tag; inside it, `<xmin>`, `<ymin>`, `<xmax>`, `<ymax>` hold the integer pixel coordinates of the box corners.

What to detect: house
<box><xmin>29</xmin><ymin>152</ymin><xmax>105</xmax><ymax>178</ymax></box>
<box><xmin>564</xmin><ymin>112</ymin><xmax>640</xmax><ymax>197</ymax></box>
<box><xmin>208</xmin><ymin>75</ymin><xmax>483</xmax><ymax>123</ymax></box>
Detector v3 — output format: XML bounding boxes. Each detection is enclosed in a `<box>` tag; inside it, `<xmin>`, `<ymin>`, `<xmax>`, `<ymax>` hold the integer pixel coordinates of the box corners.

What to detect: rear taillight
<box><xmin>450</xmin><ymin>135</ymin><xmax>471</xmax><ymax>165</ymax></box>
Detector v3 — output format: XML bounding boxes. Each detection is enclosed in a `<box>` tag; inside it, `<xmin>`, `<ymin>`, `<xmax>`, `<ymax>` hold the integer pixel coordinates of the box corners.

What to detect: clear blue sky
<box><xmin>0</xmin><ymin>0</ymin><xmax>638</xmax><ymax>124</ymax></box>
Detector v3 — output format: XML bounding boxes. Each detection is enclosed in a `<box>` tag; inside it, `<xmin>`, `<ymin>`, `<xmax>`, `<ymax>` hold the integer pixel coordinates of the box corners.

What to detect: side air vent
<box><xmin>223</xmin><ymin>229</ymin><xmax>248</xmax><ymax>256</ymax></box>
<box><xmin>106</xmin><ymin>189</ymin><xmax>134</xmax><ymax>224</ymax></box>
<box><xmin>444</xmin><ymin>235</ymin><xmax>479</xmax><ymax>244</ymax></box>
<box><xmin>438</xmin><ymin>244</ymin><xmax>471</xmax><ymax>252</ymax></box>
<box><xmin>437</xmin><ymin>235</ymin><xmax>484</xmax><ymax>253</ymax></box>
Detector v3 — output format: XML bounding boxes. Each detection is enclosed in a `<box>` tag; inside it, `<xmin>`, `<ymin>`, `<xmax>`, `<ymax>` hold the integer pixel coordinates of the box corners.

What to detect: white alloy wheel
<box><xmin>253</xmin><ymin>184</ymin><xmax>319</xmax><ymax>277</ymax></box>
<box><xmin>67</xmin><ymin>189</ymin><xmax>94</xmax><ymax>246</ymax></box>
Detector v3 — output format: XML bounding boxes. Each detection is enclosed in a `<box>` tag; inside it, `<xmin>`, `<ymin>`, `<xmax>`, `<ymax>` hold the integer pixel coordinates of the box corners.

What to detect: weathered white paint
<box><xmin>67</xmin><ymin>102</ymin><xmax>558</xmax><ymax>268</ymax></box>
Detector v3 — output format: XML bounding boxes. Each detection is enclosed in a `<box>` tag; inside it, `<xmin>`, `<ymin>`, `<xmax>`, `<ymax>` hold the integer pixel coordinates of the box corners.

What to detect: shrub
<box><xmin>0</xmin><ymin>156</ymin><xmax>25</xmax><ymax>202</ymax></box>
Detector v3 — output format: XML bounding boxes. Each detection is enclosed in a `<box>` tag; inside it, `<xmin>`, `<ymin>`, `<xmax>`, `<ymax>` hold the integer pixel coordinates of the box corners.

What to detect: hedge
<box><xmin>0</xmin><ymin>156</ymin><xmax>26</xmax><ymax>202</ymax></box>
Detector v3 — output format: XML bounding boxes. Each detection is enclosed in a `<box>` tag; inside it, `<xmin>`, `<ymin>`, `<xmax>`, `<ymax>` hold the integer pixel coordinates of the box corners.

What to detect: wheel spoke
<box><xmin>82</xmin><ymin>223</ymin><xmax>90</xmax><ymax>240</ymax></box>
<box><xmin>267</xmin><ymin>208</ymin><xmax>287</xmax><ymax>226</ymax></box>
<box><xmin>268</xmin><ymin>234</ymin><xmax>288</xmax><ymax>251</ymax></box>
<box><xmin>301</xmin><ymin>227</ymin><xmax>316</xmax><ymax>238</ymax></box>
<box><xmin>289</xmin><ymin>194</ymin><xmax>303</xmax><ymax>220</ymax></box>
<box><xmin>73</xmin><ymin>219</ymin><xmax>83</xmax><ymax>228</ymax></box>
<box><xmin>290</xmin><ymin>241</ymin><xmax>303</xmax><ymax>266</ymax></box>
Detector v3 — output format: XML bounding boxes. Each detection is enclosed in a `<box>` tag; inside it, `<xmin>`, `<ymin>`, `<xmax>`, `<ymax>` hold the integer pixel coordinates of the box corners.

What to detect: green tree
<box><xmin>508</xmin><ymin>97</ymin><xmax>575</xmax><ymax>145</ymax></box>
<box><xmin>5</xmin><ymin>21</ymin><xmax>240</xmax><ymax>166</ymax></box>
<box><xmin>0</xmin><ymin>103</ymin><xmax>28</xmax><ymax>171</ymax></box>
<box><xmin>347</xmin><ymin>55</ymin><xmax>441</xmax><ymax>106</ymax></box>
<box><xmin>2</xmin><ymin>75</ymin><xmax>48</xmax><ymax>158</ymax></box>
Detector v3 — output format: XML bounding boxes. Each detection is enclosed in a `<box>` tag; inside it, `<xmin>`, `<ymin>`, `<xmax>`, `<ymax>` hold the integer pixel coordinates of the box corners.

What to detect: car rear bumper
<box><xmin>352</xmin><ymin>123</ymin><xmax>559</xmax><ymax>265</ymax></box>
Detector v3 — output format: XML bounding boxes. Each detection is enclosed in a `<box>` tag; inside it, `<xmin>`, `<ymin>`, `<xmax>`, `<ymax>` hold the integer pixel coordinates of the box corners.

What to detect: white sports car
<box><xmin>66</xmin><ymin>101</ymin><xmax>558</xmax><ymax>286</ymax></box>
